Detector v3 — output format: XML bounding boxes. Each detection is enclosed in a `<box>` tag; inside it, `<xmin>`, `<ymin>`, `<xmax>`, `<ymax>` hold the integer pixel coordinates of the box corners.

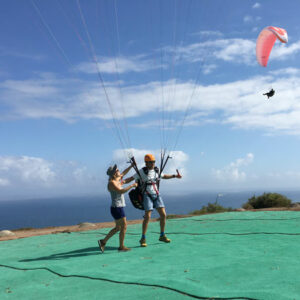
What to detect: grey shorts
<box><xmin>143</xmin><ymin>194</ymin><xmax>165</xmax><ymax>211</ymax></box>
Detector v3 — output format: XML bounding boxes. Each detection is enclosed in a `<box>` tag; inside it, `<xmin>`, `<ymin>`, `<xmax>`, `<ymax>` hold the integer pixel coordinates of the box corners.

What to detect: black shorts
<box><xmin>110</xmin><ymin>207</ymin><xmax>126</xmax><ymax>220</ymax></box>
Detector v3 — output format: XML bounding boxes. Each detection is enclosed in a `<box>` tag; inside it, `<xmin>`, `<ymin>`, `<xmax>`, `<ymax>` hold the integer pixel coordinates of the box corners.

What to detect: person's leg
<box><xmin>142</xmin><ymin>210</ymin><xmax>152</xmax><ymax>236</ymax></box>
<box><xmin>98</xmin><ymin>223</ymin><xmax>120</xmax><ymax>252</ymax></box>
<box><xmin>98</xmin><ymin>207</ymin><xmax>122</xmax><ymax>252</ymax></box>
<box><xmin>156</xmin><ymin>206</ymin><xmax>171</xmax><ymax>243</ymax></box>
<box><xmin>156</xmin><ymin>207</ymin><xmax>166</xmax><ymax>233</ymax></box>
<box><xmin>117</xmin><ymin>217</ymin><xmax>129</xmax><ymax>250</ymax></box>
<box><xmin>140</xmin><ymin>194</ymin><xmax>153</xmax><ymax>247</ymax></box>
<box><xmin>139</xmin><ymin>210</ymin><xmax>151</xmax><ymax>247</ymax></box>
<box><xmin>103</xmin><ymin>225</ymin><xmax>120</xmax><ymax>244</ymax></box>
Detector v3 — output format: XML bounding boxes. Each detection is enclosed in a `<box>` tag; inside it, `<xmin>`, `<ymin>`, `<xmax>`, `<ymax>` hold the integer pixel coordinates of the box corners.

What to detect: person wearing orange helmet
<box><xmin>124</xmin><ymin>153</ymin><xmax>182</xmax><ymax>247</ymax></box>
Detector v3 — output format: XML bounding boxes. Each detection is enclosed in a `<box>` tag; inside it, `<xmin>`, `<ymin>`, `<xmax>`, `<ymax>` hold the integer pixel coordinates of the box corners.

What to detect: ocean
<box><xmin>1</xmin><ymin>191</ymin><xmax>300</xmax><ymax>230</ymax></box>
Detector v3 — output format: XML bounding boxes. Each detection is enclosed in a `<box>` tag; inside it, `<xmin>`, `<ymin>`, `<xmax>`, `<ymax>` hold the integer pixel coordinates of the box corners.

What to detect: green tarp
<box><xmin>1</xmin><ymin>211</ymin><xmax>300</xmax><ymax>299</ymax></box>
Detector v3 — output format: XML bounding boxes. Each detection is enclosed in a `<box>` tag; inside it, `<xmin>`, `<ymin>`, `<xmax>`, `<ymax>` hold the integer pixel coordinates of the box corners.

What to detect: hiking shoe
<box><xmin>139</xmin><ymin>238</ymin><xmax>147</xmax><ymax>247</ymax></box>
<box><xmin>118</xmin><ymin>246</ymin><xmax>131</xmax><ymax>252</ymax></box>
<box><xmin>98</xmin><ymin>239</ymin><xmax>105</xmax><ymax>253</ymax></box>
<box><xmin>159</xmin><ymin>235</ymin><xmax>171</xmax><ymax>243</ymax></box>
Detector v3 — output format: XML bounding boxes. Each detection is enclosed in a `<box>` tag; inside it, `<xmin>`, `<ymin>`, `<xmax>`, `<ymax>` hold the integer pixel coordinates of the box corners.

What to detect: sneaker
<box><xmin>118</xmin><ymin>246</ymin><xmax>131</xmax><ymax>252</ymax></box>
<box><xmin>139</xmin><ymin>238</ymin><xmax>147</xmax><ymax>247</ymax></box>
<box><xmin>98</xmin><ymin>239</ymin><xmax>105</xmax><ymax>253</ymax></box>
<box><xmin>159</xmin><ymin>235</ymin><xmax>171</xmax><ymax>243</ymax></box>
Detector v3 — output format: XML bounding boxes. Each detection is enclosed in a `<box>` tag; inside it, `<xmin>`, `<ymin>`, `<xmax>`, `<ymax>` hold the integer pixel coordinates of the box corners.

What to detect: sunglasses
<box><xmin>146</xmin><ymin>161</ymin><xmax>155</xmax><ymax>164</ymax></box>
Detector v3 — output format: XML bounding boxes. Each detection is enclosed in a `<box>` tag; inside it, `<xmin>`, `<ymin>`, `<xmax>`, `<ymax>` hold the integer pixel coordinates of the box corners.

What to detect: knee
<box><xmin>160</xmin><ymin>211</ymin><xmax>166</xmax><ymax>220</ymax></box>
<box><xmin>115</xmin><ymin>226</ymin><xmax>121</xmax><ymax>232</ymax></box>
<box><xmin>120</xmin><ymin>223</ymin><xmax>127</xmax><ymax>232</ymax></box>
<box><xmin>144</xmin><ymin>213</ymin><xmax>151</xmax><ymax>222</ymax></box>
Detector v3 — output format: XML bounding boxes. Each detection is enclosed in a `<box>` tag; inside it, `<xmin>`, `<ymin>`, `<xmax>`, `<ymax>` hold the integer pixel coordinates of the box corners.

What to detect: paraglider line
<box><xmin>112</xmin><ymin>0</ymin><xmax>132</xmax><ymax>149</ymax></box>
<box><xmin>31</xmin><ymin>0</ymin><xmax>73</xmax><ymax>68</ymax></box>
<box><xmin>76</xmin><ymin>0</ymin><xmax>127</xmax><ymax>150</ymax></box>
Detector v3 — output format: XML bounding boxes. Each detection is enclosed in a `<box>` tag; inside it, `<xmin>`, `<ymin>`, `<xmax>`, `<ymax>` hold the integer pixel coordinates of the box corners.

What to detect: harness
<box><xmin>128</xmin><ymin>156</ymin><xmax>168</xmax><ymax>210</ymax></box>
<box><xmin>140</xmin><ymin>166</ymin><xmax>160</xmax><ymax>198</ymax></box>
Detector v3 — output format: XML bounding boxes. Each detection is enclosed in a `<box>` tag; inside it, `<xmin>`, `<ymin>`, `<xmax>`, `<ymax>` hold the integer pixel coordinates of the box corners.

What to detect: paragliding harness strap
<box><xmin>128</xmin><ymin>157</ymin><xmax>146</xmax><ymax>210</ymax></box>
<box><xmin>142</xmin><ymin>166</ymin><xmax>160</xmax><ymax>201</ymax></box>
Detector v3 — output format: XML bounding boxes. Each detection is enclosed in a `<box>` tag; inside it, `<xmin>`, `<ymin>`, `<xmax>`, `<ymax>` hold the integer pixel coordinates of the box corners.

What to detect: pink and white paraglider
<box><xmin>256</xmin><ymin>26</ymin><xmax>288</xmax><ymax>99</ymax></box>
<box><xmin>256</xmin><ymin>26</ymin><xmax>288</xmax><ymax>67</ymax></box>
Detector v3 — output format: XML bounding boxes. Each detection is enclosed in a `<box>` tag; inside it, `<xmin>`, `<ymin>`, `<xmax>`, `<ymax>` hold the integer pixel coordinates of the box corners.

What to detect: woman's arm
<box><xmin>108</xmin><ymin>180</ymin><xmax>137</xmax><ymax>194</ymax></box>
<box><xmin>122</xmin><ymin>176</ymin><xmax>135</xmax><ymax>184</ymax></box>
<box><xmin>121</xmin><ymin>165</ymin><xmax>133</xmax><ymax>177</ymax></box>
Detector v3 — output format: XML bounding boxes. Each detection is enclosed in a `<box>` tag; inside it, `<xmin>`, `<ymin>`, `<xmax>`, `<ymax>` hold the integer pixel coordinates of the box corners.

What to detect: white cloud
<box><xmin>75</xmin><ymin>55</ymin><xmax>161</xmax><ymax>74</ymax></box>
<box><xmin>172</xmin><ymin>38</ymin><xmax>256</xmax><ymax>66</ymax></box>
<box><xmin>0</xmin><ymin>156</ymin><xmax>55</xmax><ymax>185</ymax></box>
<box><xmin>243</xmin><ymin>15</ymin><xmax>261</xmax><ymax>24</ymax></box>
<box><xmin>1</xmin><ymin>79</ymin><xmax>57</xmax><ymax>96</ymax></box>
<box><xmin>0</xmin><ymin>178</ymin><xmax>10</xmax><ymax>186</ymax></box>
<box><xmin>0</xmin><ymin>153</ymin><xmax>117</xmax><ymax>200</ymax></box>
<box><xmin>0</xmin><ymin>156</ymin><xmax>101</xmax><ymax>195</ymax></box>
<box><xmin>270</xmin><ymin>67</ymin><xmax>300</xmax><ymax>76</ymax></box>
<box><xmin>0</xmin><ymin>75</ymin><xmax>204</xmax><ymax>123</ymax></box>
<box><xmin>3</xmin><ymin>67</ymin><xmax>300</xmax><ymax>136</ymax></box>
<box><xmin>0</xmin><ymin>47</ymin><xmax>45</xmax><ymax>61</ymax></box>
<box><xmin>271</xmin><ymin>41</ymin><xmax>300</xmax><ymax>60</ymax></box>
<box><xmin>252</xmin><ymin>3</ymin><xmax>261</xmax><ymax>9</ymax></box>
<box><xmin>191</xmin><ymin>30</ymin><xmax>223</xmax><ymax>38</ymax></box>
<box><xmin>243</xmin><ymin>15</ymin><xmax>253</xmax><ymax>23</ymax></box>
<box><xmin>212</xmin><ymin>153</ymin><xmax>254</xmax><ymax>181</ymax></box>
<box><xmin>72</xmin><ymin>166</ymin><xmax>88</xmax><ymax>181</ymax></box>
<box><xmin>202</xmin><ymin>64</ymin><xmax>218</xmax><ymax>74</ymax></box>
<box><xmin>0</xmin><ymin>75</ymin><xmax>114</xmax><ymax>122</ymax></box>
<box><xmin>213</xmin><ymin>39</ymin><xmax>255</xmax><ymax>64</ymax></box>
<box><xmin>172</xmin><ymin>38</ymin><xmax>300</xmax><ymax>67</ymax></box>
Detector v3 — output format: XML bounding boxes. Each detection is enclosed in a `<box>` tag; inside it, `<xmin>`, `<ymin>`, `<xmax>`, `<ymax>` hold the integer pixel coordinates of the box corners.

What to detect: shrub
<box><xmin>166</xmin><ymin>214</ymin><xmax>180</xmax><ymax>219</ymax></box>
<box><xmin>243</xmin><ymin>193</ymin><xmax>291</xmax><ymax>209</ymax></box>
<box><xmin>190</xmin><ymin>203</ymin><xmax>233</xmax><ymax>215</ymax></box>
<box><xmin>242</xmin><ymin>202</ymin><xmax>253</xmax><ymax>210</ymax></box>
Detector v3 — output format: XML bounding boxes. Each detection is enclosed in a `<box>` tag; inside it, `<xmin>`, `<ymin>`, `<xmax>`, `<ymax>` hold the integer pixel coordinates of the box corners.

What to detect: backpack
<box><xmin>128</xmin><ymin>186</ymin><xmax>144</xmax><ymax>210</ymax></box>
<box><xmin>128</xmin><ymin>167</ymin><xmax>160</xmax><ymax>210</ymax></box>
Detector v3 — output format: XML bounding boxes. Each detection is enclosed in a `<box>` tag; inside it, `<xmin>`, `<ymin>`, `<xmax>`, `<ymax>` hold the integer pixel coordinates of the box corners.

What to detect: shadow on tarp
<box><xmin>19</xmin><ymin>243</ymin><xmax>147</xmax><ymax>262</ymax></box>
<box><xmin>19</xmin><ymin>246</ymin><xmax>108</xmax><ymax>262</ymax></box>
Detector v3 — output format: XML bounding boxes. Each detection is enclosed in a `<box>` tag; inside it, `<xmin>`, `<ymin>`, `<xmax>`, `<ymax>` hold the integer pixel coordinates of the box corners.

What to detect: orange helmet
<box><xmin>144</xmin><ymin>154</ymin><xmax>155</xmax><ymax>162</ymax></box>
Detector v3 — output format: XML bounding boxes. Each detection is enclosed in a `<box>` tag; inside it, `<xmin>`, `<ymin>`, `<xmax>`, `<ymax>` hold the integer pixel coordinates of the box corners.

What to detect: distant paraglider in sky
<box><xmin>256</xmin><ymin>26</ymin><xmax>288</xmax><ymax>67</ymax></box>
<box><xmin>263</xmin><ymin>88</ymin><xmax>275</xmax><ymax>99</ymax></box>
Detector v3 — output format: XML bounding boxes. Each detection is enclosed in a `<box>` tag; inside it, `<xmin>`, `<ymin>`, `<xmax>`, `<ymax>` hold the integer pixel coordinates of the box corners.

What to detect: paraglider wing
<box><xmin>256</xmin><ymin>26</ymin><xmax>288</xmax><ymax>67</ymax></box>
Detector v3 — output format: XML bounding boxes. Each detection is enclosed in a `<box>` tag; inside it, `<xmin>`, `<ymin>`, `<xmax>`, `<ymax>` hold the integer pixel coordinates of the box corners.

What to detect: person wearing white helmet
<box><xmin>124</xmin><ymin>154</ymin><xmax>182</xmax><ymax>247</ymax></box>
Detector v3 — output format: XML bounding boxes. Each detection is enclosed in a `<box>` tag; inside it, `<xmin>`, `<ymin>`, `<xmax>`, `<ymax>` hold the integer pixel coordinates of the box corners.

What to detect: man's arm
<box><xmin>162</xmin><ymin>169</ymin><xmax>182</xmax><ymax>180</ymax></box>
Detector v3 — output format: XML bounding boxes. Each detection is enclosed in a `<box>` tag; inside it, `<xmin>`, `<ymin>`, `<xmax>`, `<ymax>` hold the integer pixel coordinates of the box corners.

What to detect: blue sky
<box><xmin>1</xmin><ymin>0</ymin><xmax>300</xmax><ymax>200</ymax></box>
